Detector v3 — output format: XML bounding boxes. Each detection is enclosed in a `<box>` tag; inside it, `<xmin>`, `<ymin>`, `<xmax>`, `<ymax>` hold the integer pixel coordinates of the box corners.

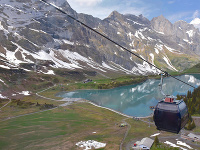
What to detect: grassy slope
<box><xmin>0</xmin><ymin>95</ymin><xmax>64</xmax><ymax>120</ymax></box>
<box><xmin>152</xmin><ymin>45</ymin><xmax>199</xmax><ymax>73</ymax></box>
<box><xmin>164</xmin><ymin>48</ymin><xmax>198</xmax><ymax>71</ymax></box>
<box><xmin>184</xmin><ymin>63</ymin><xmax>200</xmax><ymax>73</ymax></box>
<box><xmin>0</xmin><ymin>102</ymin><xmax>160</xmax><ymax>150</ymax></box>
<box><xmin>0</xmin><ymin>68</ymin><xmax>100</xmax><ymax>97</ymax></box>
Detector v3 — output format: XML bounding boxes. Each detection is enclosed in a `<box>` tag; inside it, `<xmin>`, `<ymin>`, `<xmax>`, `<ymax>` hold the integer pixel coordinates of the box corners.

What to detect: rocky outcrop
<box><xmin>151</xmin><ymin>15</ymin><xmax>174</xmax><ymax>35</ymax></box>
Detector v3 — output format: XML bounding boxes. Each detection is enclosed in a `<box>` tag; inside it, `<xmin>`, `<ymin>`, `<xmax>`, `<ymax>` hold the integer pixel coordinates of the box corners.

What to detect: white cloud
<box><xmin>167</xmin><ymin>11</ymin><xmax>191</xmax><ymax>23</ymax></box>
<box><xmin>78</xmin><ymin>6</ymin><xmax>114</xmax><ymax>19</ymax></box>
<box><xmin>118</xmin><ymin>0</ymin><xmax>152</xmax><ymax>17</ymax></box>
<box><xmin>121</xmin><ymin>6</ymin><xmax>150</xmax><ymax>17</ymax></box>
<box><xmin>67</xmin><ymin>0</ymin><xmax>107</xmax><ymax>18</ymax></box>
<box><xmin>190</xmin><ymin>10</ymin><xmax>200</xmax><ymax>30</ymax></box>
<box><xmin>192</xmin><ymin>10</ymin><xmax>199</xmax><ymax>19</ymax></box>
<box><xmin>67</xmin><ymin>0</ymin><xmax>153</xmax><ymax>19</ymax></box>
<box><xmin>68</xmin><ymin>0</ymin><xmax>103</xmax><ymax>7</ymax></box>
<box><xmin>190</xmin><ymin>18</ymin><xmax>200</xmax><ymax>30</ymax></box>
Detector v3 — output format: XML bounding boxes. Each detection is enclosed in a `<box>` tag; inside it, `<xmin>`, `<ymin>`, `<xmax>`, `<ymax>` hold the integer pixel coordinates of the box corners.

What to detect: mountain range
<box><xmin>0</xmin><ymin>0</ymin><xmax>200</xmax><ymax>77</ymax></box>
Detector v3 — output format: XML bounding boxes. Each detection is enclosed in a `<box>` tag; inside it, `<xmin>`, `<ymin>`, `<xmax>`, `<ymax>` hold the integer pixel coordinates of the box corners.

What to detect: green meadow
<box><xmin>0</xmin><ymin>102</ymin><xmax>161</xmax><ymax>150</ymax></box>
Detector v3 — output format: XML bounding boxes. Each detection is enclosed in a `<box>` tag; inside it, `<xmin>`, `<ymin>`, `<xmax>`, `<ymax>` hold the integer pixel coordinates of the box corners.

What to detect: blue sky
<box><xmin>67</xmin><ymin>0</ymin><xmax>200</xmax><ymax>23</ymax></box>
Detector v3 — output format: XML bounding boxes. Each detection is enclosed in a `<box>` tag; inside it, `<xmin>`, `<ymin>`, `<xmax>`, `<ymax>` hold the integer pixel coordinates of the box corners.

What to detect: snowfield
<box><xmin>18</xmin><ymin>91</ymin><xmax>31</xmax><ymax>96</ymax></box>
<box><xmin>76</xmin><ymin>140</ymin><xmax>106</xmax><ymax>150</ymax></box>
<box><xmin>164</xmin><ymin>141</ymin><xmax>193</xmax><ymax>150</ymax></box>
<box><xmin>150</xmin><ymin>133</ymin><xmax>160</xmax><ymax>137</ymax></box>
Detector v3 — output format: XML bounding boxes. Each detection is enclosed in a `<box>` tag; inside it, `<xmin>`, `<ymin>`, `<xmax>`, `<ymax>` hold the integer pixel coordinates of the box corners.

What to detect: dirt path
<box><xmin>36</xmin><ymin>84</ymin><xmax>58</xmax><ymax>101</ymax></box>
<box><xmin>120</xmin><ymin>118</ymin><xmax>131</xmax><ymax>150</ymax></box>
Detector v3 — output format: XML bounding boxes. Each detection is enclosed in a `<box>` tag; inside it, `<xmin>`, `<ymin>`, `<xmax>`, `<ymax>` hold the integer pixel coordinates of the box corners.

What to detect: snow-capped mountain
<box><xmin>0</xmin><ymin>0</ymin><xmax>200</xmax><ymax>76</ymax></box>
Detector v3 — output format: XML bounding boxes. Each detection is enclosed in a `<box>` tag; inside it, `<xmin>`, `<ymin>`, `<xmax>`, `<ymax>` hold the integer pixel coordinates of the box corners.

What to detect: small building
<box><xmin>133</xmin><ymin>137</ymin><xmax>154</xmax><ymax>150</ymax></box>
<box><xmin>83</xmin><ymin>79</ymin><xmax>92</xmax><ymax>83</ymax></box>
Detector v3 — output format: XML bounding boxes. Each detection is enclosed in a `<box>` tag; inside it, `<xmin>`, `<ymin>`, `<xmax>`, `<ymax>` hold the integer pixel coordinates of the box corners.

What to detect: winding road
<box><xmin>120</xmin><ymin>118</ymin><xmax>131</xmax><ymax>150</ymax></box>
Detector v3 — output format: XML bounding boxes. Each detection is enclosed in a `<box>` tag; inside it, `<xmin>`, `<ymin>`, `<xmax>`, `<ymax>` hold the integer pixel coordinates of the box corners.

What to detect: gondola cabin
<box><xmin>154</xmin><ymin>97</ymin><xmax>189</xmax><ymax>134</ymax></box>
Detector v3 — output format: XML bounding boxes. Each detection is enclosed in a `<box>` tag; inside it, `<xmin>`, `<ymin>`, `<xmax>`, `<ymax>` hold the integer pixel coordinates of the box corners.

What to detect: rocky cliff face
<box><xmin>0</xmin><ymin>0</ymin><xmax>199</xmax><ymax>76</ymax></box>
<box><xmin>151</xmin><ymin>16</ymin><xmax>200</xmax><ymax>54</ymax></box>
<box><xmin>151</xmin><ymin>15</ymin><xmax>174</xmax><ymax>36</ymax></box>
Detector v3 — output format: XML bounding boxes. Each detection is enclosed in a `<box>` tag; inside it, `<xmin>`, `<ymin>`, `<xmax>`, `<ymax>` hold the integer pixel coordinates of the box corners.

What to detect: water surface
<box><xmin>57</xmin><ymin>74</ymin><xmax>200</xmax><ymax>117</ymax></box>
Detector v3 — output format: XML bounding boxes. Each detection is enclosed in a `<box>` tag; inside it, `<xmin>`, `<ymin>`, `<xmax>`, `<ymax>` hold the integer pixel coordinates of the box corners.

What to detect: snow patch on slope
<box><xmin>154</xmin><ymin>30</ymin><xmax>164</xmax><ymax>35</ymax></box>
<box><xmin>76</xmin><ymin>140</ymin><xmax>106</xmax><ymax>150</ymax></box>
<box><xmin>149</xmin><ymin>53</ymin><xmax>154</xmax><ymax>65</ymax></box>
<box><xmin>183</xmin><ymin>39</ymin><xmax>193</xmax><ymax>44</ymax></box>
<box><xmin>18</xmin><ymin>91</ymin><xmax>30</xmax><ymax>96</ymax></box>
<box><xmin>127</xmin><ymin>18</ymin><xmax>145</xmax><ymax>26</ymax></box>
<box><xmin>163</xmin><ymin>56</ymin><xmax>178</xmax><ymax>71</ymax></box>
<box><xmin>134</xmin><ymin>28</ymin><xmax>148</xmax><ymax>40</ymax></box>
<box><xmin>43</xmin><ymin>70</ymin><xmax>55</xmax><ymax>75</ymax></box>
<box><xmin>0</xmin><ymin>94</ymin><xmax>7</xmax><ymax>99</ymax></box>
<box><xmin>102</xmin><ymin>62</ymin><xmax>117</xmax><ymax>71</ymax></box>
<box><xmin>164</xmin><ymin>141</ymin><xmax>188</xmax><ymax>150</ymax></box>
<box><xmin>186</xmin><ymin>30</ymin><xmax>195</xmax><ymax>37</ymax></box>
<box><xmin>177</xmin><ymin>141</ymin><xmax>193</xmax><ymax>149</ymax></box>
<box><xmin>164</xmin><ymin>45</ymin><xmax>181</xmax><ymax>54</ymax></box>
<box><xmin>132</xmin><ymin>55</ymin><xmax>159</xmax><ymax>75</ymax></box>
<box><xmin>0</xmin><ymin>21</ymin><xmax>9</xmax><ymax>35</ymax></box>
<box><xmin>154</xmin><ymin>44</ymin><xmax>164</xmax><ymax>54</ymax></box>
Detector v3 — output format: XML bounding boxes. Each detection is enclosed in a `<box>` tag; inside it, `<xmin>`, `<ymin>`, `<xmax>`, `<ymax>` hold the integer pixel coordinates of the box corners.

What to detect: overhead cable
<box><xmin>40</xmin><ymin>0</ymin><xmax>196</xmax><ymax>89</ymax></box>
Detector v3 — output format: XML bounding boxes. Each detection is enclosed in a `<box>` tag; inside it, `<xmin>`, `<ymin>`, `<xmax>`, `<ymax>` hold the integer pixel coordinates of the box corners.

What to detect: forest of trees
<box><xmin>177</xmin><ymin>86</ymin><xmax>200</xmax><ymax>115</ymax></box>
<box><xmin>177</xmin><ymin>86</ymin><xmax>200</xmax><ymax>130</ymax></box>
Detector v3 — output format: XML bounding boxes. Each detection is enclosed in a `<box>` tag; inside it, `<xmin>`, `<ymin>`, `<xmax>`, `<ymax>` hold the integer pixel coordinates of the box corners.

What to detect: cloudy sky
<box><xmin>66</xmin><ymin>0</ymin><xmax>200</xmax><ymax>23</ymax></box>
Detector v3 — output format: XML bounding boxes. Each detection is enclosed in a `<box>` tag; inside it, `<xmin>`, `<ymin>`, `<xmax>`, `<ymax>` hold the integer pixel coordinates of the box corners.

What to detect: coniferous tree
<box><xmin>154</xmin><ymin>136</ymin><xmax>159</xmax><ymax>146</ymax></box>
<box><xmin>179</xmin><ymin>86</ymin><xmax>200</xmax><ymax>118</ymax></box>
<box><xmin>187</xmin><ymin>91</ymin><xmax>192</xmax><ymax>99</ymax></box>
<box><xmin>176</xmin><ymin>94</ymin><xmax>181</xmax><ymax>100</ymax></box>
<box><xmin>191</xmin><ymin>120</ymin><xmax>196</xmax><ymax>129</ymax></box>
<box><xmin>196</xmin><ymin>104</ymin><xmax>200</xmax><ymax>113</ymax></box>
<box><xmin>192</xmin><ymin>95</ymin><xmax>196</xmax><ymax>103</ymax></box>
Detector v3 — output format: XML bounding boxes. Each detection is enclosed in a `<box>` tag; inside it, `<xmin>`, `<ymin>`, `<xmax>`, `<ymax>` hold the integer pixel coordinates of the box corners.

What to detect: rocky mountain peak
<box><xmin>46</xmin><ymin>0</ymin><xmax>76</xmax><ymax>15</ymax></box>
<box><xmin>151</xmin><ymin>15</ymin><xmax>169</xmax><ymax>23</ymax></box>
<box><xmin>174</xmin><ymin>20</ymin><xmax>197</xmax><ymax>31</ymax></box>
<box><xmin>107</xmin><ymin>11</ymin><xmax>123</xmax><ymax>20</ymax></box>
<box><xmin>47</xmin><ymin>0</ymin><xmax>69</xmax><ymax>6</ymax></box>
<box><xmin>151</xmin><ymin>15</ymin><xmax>173</xmax><ymax>35</ymax></box>
<box><xmin>125</xmin><ymin>13</ymin><xmax>150</xmax><ymax>26</ymax></box>
<box><xmin>156</xmin><ymin>14</ymin><xmax>166</xmax><ymax>20</ymax></box>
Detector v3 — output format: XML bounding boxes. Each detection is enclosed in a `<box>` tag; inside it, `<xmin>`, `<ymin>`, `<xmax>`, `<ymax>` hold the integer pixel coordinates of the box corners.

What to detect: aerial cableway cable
<box><xmin>40</xmin><ymin>0</ymin><xmax>196</xmax><ymax>89</ymax></box>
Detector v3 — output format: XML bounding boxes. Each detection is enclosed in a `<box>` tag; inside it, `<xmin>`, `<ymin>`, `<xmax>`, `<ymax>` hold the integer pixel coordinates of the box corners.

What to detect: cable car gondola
<box><xmin>154</xmin><ymin>97</ymin><xmax>189</xmax><ymax>134</ymax></box>
<box><xmin>153</xmin><ymin>74</ymin><xmax>189</xmax><ymax>134</ymax></box>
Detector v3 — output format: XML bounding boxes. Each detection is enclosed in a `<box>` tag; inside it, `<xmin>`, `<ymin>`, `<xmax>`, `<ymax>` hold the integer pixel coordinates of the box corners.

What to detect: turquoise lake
<box><xmin>57</xmin><ymin>74</ymin><xmax>200</xmax><ymax>117</ymax></box>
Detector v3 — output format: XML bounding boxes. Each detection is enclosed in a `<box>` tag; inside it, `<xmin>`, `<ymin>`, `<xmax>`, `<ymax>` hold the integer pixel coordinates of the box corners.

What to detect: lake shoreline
<box><xmin>56</xmin><ymin>74</ymin><xmax>200</xmax><ymax>117</ymax></box>
<box><xmin>66</xmin><ymin>98</ymin><xmax>154</xmax><ymax>119</ymax></box>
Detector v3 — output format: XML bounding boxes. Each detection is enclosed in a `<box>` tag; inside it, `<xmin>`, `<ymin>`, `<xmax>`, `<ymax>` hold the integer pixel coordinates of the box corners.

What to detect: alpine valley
<box><xmin>0</xmin><ymin>0</ymin><xmax>200</xmax><ymax>92</ymax></box>
<box><xmin>1</xmin><ymin>1</ymin><xmax>200</xmax><ymax>149</ymax></box>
